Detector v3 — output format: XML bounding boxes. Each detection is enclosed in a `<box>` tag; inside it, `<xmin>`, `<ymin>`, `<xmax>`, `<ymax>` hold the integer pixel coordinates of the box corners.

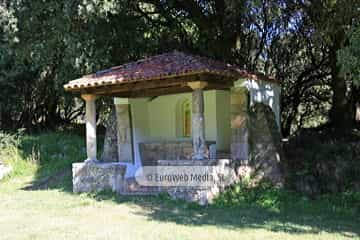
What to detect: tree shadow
<box><xmin>89</xmin><ymin>190</ymin><xmax>360</xmax><ymax>238</ymax></box>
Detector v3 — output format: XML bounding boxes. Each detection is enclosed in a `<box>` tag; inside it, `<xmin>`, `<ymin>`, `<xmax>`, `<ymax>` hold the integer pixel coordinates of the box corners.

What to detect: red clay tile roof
<box><xmin>64</xmin><ymin>50</ymin><xmax>276</xmax><ymax>91</ymax></box>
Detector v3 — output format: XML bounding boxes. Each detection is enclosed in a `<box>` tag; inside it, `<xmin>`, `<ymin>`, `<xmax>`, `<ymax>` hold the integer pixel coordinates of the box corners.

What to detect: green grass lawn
<box><xmin>0</xmin><ymin>132</ymin><xmax>359</xmax><ymax>240</ymax></box>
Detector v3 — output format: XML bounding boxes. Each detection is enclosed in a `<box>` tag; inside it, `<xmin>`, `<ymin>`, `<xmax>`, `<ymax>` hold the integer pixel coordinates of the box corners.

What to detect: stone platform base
<box><xmin>72</xmin><ymin>162</ymin><xmax>126</xmax><ymax>193</ymax></box>
<box><xmin>72</xmin><ymin>160</ymin><xmax>238</xmax><ymax>205</ymax></box>
<box><xmin>110</xmin><ymin>159</ymin><xmax>237</xmax><ymax>205</ymax></box>
<box><xmin>157</xmin><ymin>159</ymin><xmax>237</xmax><ymax>205</ymax></box>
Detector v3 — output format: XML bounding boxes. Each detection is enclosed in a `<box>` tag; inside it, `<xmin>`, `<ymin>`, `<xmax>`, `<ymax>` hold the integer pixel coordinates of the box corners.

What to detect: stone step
<box><xmin>120</xmin><ymin>177</ymin><xmax>161</xmax><ymax>195</ymax></box>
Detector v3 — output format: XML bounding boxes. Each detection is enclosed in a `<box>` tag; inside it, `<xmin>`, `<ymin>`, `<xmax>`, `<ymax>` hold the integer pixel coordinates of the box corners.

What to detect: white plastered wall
<box><xmin>235</xmin><ymin>79</ymin><xmax>281</xmax><ymax>128</ymax></box>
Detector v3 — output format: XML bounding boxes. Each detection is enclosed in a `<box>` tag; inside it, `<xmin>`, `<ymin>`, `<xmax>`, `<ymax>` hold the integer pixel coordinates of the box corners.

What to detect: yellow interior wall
<box><xmin>128</xmin><ymin>90</ymin><xmax>231</xmax><ymax>152</ymax></box>
<box><xmin>146</xmin><ymin>91</ymin><xmax>217</xmax><ymax>141</ymax></box>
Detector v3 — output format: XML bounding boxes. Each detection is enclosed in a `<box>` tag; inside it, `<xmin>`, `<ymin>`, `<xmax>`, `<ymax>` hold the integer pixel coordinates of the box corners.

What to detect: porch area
<box><xmin>64</xmin><ymin>51</ymin><xmax>281</xmax><ymax>204</ymax></box>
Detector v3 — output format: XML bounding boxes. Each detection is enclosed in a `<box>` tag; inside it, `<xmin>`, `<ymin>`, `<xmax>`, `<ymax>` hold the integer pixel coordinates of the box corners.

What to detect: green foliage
<box><xmin>0</xmin><ymin>0</ymin><xmax>359</xmax><ymax>135</ymax></box>
<box><xmin>0</xmin><ymin>130</ymin><xmax>23</xmax><ymax>149</ymax></box>
<box><xmin>0</xmin><ymin>131</ymin><xmax>86</xmax><ymax>186</ymax></box>
<box><xmin>338</xmin><ymin>26</ymin><xmax>360</xmax><ymax>86</ymax></box>
<box><xmin>0</xmin><ymin>130</ymin><xmax>37</xmax><ymax>177</ymax></box>
<box><xmin>284</xmin><ymin>130</ymin><xmax>360</xmax><ymax>194</ymax></box>
<box><xmin>214</xmin><ymin>181</ymin><xmax>360</xmax><ymax>216</ymax></box>
<box><xmin>214</xmin><ymin>182</ymin><xmax>299</xmax><ymax>210</ymax></box>
<box><xmin>0</xmin><ymin>0</ymin><xmax>173</xmax><ymax>130</ymax></box>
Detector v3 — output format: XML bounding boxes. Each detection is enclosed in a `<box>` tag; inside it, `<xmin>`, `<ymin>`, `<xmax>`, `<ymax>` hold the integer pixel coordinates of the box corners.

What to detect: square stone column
<box><xmin>81</xmin><ymin>94</ymin><xmax>98</xmax><ymax>162</ymax></box>
<box><xmin>230</xmin><ymin>87</ymin><xmax>249</xmax><ymax>163</ymax></box>
<box><xmin>188</xmin><ymin>81</ymin><xmax>208</xmax><ymax>160</ymax></box>
<box><xmin>114</xmin><ymin>98</ymin><xmax>134</xmax><ymax>163</ymax></box>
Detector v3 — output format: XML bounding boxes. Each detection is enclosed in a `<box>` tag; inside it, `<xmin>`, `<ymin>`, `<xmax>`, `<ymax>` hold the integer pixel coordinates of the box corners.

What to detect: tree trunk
<box><xmin>329</xmin><ymin>30</ymin><xmax>353</xmax><ymax>134</ymax></box>
<box><xmin>329</xmin><ymin>74</ymin><xmax>352</xmax><ymax>131</ymax></box>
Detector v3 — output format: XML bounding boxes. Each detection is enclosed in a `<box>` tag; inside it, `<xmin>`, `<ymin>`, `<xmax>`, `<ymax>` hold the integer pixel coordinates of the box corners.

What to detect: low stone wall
<box><xmin>139</xmin><ymin>141</ymin><xmax>216</xmax><ymax>166</ymax></box>
<box><xmin>139</xmin><ymin>141</ymin><xmax>192</xmax><ymax>165</ymax></box>
<box><xmin>72</xmin><ymin>162</ymin><xmax>126</xmax><ymax>193</ymax></box>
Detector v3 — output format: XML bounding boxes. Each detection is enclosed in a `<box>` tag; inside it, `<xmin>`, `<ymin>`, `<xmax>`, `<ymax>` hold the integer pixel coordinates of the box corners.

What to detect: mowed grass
<box><xmin>0</xmin><ymin>132</ymin><xmax>359</xmax><ymax>240</ymax></box>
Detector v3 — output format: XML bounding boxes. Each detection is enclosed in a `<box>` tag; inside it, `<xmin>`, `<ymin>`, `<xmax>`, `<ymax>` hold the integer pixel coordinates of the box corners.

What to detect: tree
<box><xmin>338</xmin><ymin>26</ymin><xmax>360</xmax><ymax>86</ymax></box>
<box><xmin>338</xmin><ymin>25</ymin><xmax>360</xmax><ymax>125</ymax></box>
<box><xmin>0</xmin><ymin>0</ymin><xmax>164</xmax><ymax>130</ymax></box>
<box><xmin>0</xmin><ymin>0</ymin><xmax>359</xmax><ymax>137</ymax></box>
<box><xmin>302</xmin><ymin>0</ymin><xmax>360</xmax><ymax>132</ymax></box>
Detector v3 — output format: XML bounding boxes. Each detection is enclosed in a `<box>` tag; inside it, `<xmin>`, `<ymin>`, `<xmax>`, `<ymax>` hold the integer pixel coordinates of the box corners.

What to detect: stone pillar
<box><xmin>188</xmin><ymin>81</ymin><xmax>208</xmax><ymax>160</ymax></box>
<box><xmin>100</xmin><ymin>106</ymin><xmax>118</xmax><ymax>162</ymax></box>
<box><xmin>114</xmin><ymin>98</ymin><xmax>134</xmax><ymax>163</ymax></box>
<box><xmin>230</xmin><ymin>87</ymin><xmax>249</xmax><ymax>163</ymax></box>
<box><xmin>81</xmin><ymin>94</ymin><xmax>97</xmax><ymax>162</ymax></box>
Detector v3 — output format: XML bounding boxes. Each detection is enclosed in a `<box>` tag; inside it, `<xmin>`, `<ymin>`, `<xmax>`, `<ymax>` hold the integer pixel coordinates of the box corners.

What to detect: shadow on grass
<box><xmin>87</xmin><ymin>190</ymin><xmax>360</xmax><ymax>237</ymax></box>
<box><xmin>16</xmin><ymin>132</ymin><xmax>360</xmax><ymax>238</ymax></box>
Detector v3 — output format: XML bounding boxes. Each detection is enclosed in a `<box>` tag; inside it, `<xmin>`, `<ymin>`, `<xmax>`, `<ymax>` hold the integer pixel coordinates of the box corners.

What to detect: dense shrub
<box><xmin>214</xmin><ymin>181</ymin><xmax>360</xmax><ymax>216</ymax></box>
<box><xmin>0</xmin><ymin>130</ymin><xmax>37</xmax><ymax>177</ymax></box>
<box><xmin>283</xmin><ymin>130</ymin><xmax>360</xmax><ymax>196</ymax></box>
<box><xmin>214</xmin><ymin>182</ymin><xmax>298</xmax><ymax>209</ymax></box>
<box><xmin>0</xmin><ymin>131</ymin><xmax>87</xmax><ymax>182</ymax></box>
<box><xmin>0</xmin><ymin>130</ymin><xmax>23</xmax><ymax>150</ymax></box>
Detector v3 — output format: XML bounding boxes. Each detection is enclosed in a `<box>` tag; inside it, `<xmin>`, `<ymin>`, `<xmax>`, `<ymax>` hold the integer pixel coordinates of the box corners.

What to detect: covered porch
<box><xmin>64</xmin><ymin>51</ymin><xmax>280</xmax><ymax>203</ymax></box>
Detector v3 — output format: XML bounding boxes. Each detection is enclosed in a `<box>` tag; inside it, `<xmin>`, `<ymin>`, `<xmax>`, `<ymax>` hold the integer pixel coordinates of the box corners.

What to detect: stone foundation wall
<box><xmin>72</xmin><ymin>162</ymin><xmax>126</xmax><ymax>193</ymax></box>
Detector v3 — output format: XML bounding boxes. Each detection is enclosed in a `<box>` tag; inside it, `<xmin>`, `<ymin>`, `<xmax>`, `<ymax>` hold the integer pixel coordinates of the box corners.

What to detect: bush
<box><xmin>283</xmin><ymin>130</ymin><xmax>360</xmax><ymax>195</ymax></box>
<box><xmin>0</xmin><ymin>131</ymin><xmax>87</xmax><ymax>183</ymax></box>
<box><xmin>214</xmin><ymin>181</ymin><xmax>360</xmax><ymax>216</ymax></box>
<box><xmin>214</xmin><ymin>181</ymin><xmax>300</xmax><ymax>209</ymax></box>
<box><xmin>0</xmin><ymin>130</ymin><xmax>38</xmax><ymax>177</ymax></box>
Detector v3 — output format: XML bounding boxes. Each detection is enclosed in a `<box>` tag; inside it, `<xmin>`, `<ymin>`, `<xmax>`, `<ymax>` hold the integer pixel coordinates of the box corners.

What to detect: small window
<box><xmin>182</xmin><ymin>100</ymin><xmax>191</xmax><ymax>137</ymax></box>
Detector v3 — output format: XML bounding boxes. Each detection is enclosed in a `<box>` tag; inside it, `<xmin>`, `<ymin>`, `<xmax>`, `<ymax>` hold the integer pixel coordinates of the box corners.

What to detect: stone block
<box><xmin>72</xmin><ymin>162</ymin><xmax>126</xmax><ymax>193</ymax></box>
<box><xmin>101</xmin><ymin>106</ymin><xmax>118</xmax><ymax>162</ymax></box>
<box><xmin>116</xmin><ymin>104</ymin><xmax>134</xmax><ymax>163</ymax></box>
<box><xmin>248</xmin><ymin>103</ymin><xmax>283</xmax><ymax>185</ymax></box>
<box><xmin>230</xmin><ymin>87</ymin><xmax>249</xmax><ymax>161</ymax></box>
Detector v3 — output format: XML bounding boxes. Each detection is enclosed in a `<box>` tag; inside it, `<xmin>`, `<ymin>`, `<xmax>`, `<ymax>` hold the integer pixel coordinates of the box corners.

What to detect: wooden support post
<box><xmin>81</xmin><ymin>94</ymin><xmax>98</xmax><ymax>162</ymax></box>
<box><xmin>188</xmin><ymin>81</ymin><xmax>208</xmax><ymax>160</ymax></box>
